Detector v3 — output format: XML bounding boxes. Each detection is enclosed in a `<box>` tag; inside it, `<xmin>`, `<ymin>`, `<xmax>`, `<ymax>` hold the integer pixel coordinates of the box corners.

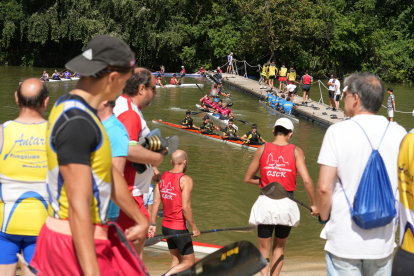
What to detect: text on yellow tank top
<box><xmin>0</xmin><ymin>121</ymin><xmax>48</xmax><ymax>236</ymax></box>
<box><xmin>398</xmin><ymin>132</ymin><xmax>414</xmax><ymax>254</ymax></box>
<box><xmin>46</xmin><ymin>97</ymin><xmax>112</xmax><ymax>224</ymax></box>
<box><xmin>269</xmin><ymin>65</ymin><xmax>276</xmax><ymax>76</ymax></box>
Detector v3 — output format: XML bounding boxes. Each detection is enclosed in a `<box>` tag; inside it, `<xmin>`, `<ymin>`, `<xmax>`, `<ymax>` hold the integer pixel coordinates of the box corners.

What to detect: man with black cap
<box><xmin>30</xmin><ymin>35</ymin><xmax>149</xmax><ymax>275</ymax></box>
<box><xmin>199</xmin><ymin>116</ymin><xmax>220</xmax><ymax>134</ymax></box>
<box><xmin>181</xmin><ymin>110</ymin><xmax>199</xmax><ymax>129</ymax></box>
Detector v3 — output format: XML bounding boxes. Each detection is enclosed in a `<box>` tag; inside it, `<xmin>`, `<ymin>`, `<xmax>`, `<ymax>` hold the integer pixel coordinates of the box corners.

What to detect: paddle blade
<box><xmin>260</xmin><ymin>182</ymin><xmax>289</xmax><ymax>200</ymax></box>
<box><xmin>172</xmin><ymin>241</ymin><xmax>267</xmax><ymax>276</ymax></box>
<box><xmin>227</xmin><ymin>103</ymin><xmax>233</xmax><ymax>107</ymax></box>
<box><xmin>144</xmin><ymin>235</ymin><xmax>164</xmax><ymax>247</ymax></box>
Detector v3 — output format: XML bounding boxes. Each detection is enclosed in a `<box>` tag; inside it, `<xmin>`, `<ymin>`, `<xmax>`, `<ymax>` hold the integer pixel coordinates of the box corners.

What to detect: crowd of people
<box><xmin>40</xmin><ymin>69</ymin><xmax>80</xmax><ymax>81</ymax></box>
<box><xmin>0</xmin><ymin>35</ymin><xmax>412</xmax><ymax>276</ymax></box>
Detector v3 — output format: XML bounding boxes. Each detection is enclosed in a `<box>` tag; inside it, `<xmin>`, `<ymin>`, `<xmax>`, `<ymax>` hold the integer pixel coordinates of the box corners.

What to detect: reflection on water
<box><xmin>0</xmin><ymin>66</ymin><xmax>412</xmax><ymax>262</ymax></box>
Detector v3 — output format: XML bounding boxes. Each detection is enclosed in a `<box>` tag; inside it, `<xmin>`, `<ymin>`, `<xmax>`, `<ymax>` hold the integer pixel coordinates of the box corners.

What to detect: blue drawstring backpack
<box><xmin>339</xmin><ymin>121</ymin><xmax>397</xmax><ymax>230</ymax></box>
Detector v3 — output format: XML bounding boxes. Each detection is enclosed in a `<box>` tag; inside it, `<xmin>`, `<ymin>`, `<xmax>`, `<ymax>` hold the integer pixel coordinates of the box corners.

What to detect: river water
<box><xmin>1</xmin><ymin>66</ymin><xmax>413</xmax><ymax>265</ymax></box>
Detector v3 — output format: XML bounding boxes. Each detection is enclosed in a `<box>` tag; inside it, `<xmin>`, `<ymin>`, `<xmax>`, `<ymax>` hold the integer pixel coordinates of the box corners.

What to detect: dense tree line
<box><xmin>1</xmin><ymin>0</ymin><xmax>413</xmax><ymax>82</ymax></box>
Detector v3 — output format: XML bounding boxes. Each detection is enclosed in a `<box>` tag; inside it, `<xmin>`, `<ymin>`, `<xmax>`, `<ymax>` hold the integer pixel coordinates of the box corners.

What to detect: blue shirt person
<box><xmin>280</xmin><ymin>99</ymin><xmax>296</xmax><ymax>114</ymax></box>
<box><xmin>102</xmin><ymin>114</ymin><xmax>129</xmax><ymax>222</ymax></box>
<box><xmin>265</xmin><ymin>92</ymin><xmax>273</xmax><ymax>103</ymax></box>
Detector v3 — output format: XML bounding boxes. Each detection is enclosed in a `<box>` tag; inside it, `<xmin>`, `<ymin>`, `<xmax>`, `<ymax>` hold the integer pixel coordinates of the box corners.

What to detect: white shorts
<box><xmin>249</xmin><ymin>195</ymin><xmax>300</xmax><ymax>226</ymax></box>
<box><xmin>387</xmin><ymin>109</ymin><xmax>394</xmax><ymax>118</ymax></box>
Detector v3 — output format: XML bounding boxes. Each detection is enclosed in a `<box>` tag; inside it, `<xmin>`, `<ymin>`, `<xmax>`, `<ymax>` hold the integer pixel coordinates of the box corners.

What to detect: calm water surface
<box><xmin>1</xmin><ymin>66</ymin><xmax>413</xmax><ymax>263</ymax></box>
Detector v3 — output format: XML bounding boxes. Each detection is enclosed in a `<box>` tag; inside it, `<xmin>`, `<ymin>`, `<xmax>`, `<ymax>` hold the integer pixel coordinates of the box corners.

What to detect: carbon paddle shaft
<box><xmin>287</xmin><ymin>195</ymin><xmax>312</xmax><ymax>211</ymax></box>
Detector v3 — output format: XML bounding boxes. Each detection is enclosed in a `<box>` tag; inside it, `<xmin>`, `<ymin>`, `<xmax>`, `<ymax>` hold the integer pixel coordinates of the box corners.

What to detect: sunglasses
<box><xmin>146</xmin><ymin>85</ymin><xmax>157</xmax><ymax>93</ymax></box>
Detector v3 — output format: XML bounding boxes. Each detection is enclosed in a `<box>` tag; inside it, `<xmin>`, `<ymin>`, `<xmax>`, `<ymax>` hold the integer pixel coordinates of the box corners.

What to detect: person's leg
<box><xmin>165</xmin><ymin>252</ymin><xmax>195</xmax><ymax>276</ymax></box>
<box><xmin>269</xmin><ymin>225</ymin><xmax>291</xmax><ymax>276</ymax></box>
<box><xmin>392</xmin><ymin>247</ymin><xmax>414</xmax><ymax>276</ymax></box>
<box><xmin>165</xmin><ymin>232</ymin><xmax>195</xmax><ymax>276</ymax></box>
<box><xmin>302</xmin><ymin>91</ymin><xmax>306</xmax><ymax>103</ymax></box>
<box><xmin>325</xmin><ymin>251</ymin><xmax>362</xmax><ymax>276</ymax></box>
<box><xmin>361</xmin><ymin>254</ymin><xmax>392</xmax><ymax>276</ymax></box>
<box><xmin>0</xmin><ymin>232</ymin><xmax>21</xmax><ymax>276</ymax></box>
<box><xmin>257</xmin><ymin>225</ymin><xmax>274</xmax><ymax>276</ymax></box>
<box><xmin>22</xmin><ymin>235</ymin><xmax>38</xmax><ymax>276</ymax></box>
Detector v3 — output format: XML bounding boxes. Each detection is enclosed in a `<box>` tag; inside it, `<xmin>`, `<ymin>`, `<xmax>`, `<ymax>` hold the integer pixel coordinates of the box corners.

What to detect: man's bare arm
<box><xmin>148</xmin><ymin>184</ymin><xmax>161</xmax><ymax>238</ymax></box>
<box><xmin>181</xmin><ymin>176</ymin><xmax>200</xmax><ymax>237</ymax></box>
<box><xmin>127</xmin><ymin>144</ymin><xmax>164</xmax><ymax>167</ymax></box>
<box><xmin>112</xmin><ymin>156</ymin><xmax>126</xmax><ymax>176</ymax></box>
<box><xmin>244</xmin><ymin>145</ymin><xmax>264</xmax><ymax>186</ymax></box>
<box><xmin>317</xmin><ymin>165</ymin><xmax>336</xmax><ymax>221</ymax></box>
<box><xmin>61</xmin><ymin>164</ymin><xmax>99</xmax><ymax>276</ymax></box>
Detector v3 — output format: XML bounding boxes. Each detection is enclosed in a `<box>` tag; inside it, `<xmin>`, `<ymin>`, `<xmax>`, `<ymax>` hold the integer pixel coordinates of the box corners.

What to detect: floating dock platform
<box><xmin>218</xmin><ymin>73</ymin><xmax>346</xmax><ymax>128</ymax></box>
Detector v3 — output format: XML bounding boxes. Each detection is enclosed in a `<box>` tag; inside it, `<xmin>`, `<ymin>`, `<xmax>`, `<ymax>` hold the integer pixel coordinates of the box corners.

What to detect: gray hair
<box><xmin>123</xmin><ymin>68</ymin><xmax>152</xmax><ymax>97</ymax></box>
<box><xmin>344</xmin><ymin>73</ymin><xmax>384</xmax><ymax>113</ymax></box>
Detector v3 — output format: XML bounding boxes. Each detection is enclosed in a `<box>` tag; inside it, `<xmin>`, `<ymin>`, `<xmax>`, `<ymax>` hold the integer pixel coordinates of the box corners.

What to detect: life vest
<box><xmin>246</xmin><ymin>131</ymin><xmax>262</xmax><ymax>143</ymax></box>
<box><xmin>156</xmin><ymin>79</ymin><xmax>160</xmax><ymax>85</ymax></box>
<box><xmin>225</xmin><ymin>127</ymin><xmax>237</xmax><ymax>137</ymax></box>
<box><xmin>280</xmin><ymin>66</ymin><xmax>287</xmax><ymax>77</ymax></box>
<box><xmin>288</xmin><ymin>69</ymin><xmax>296</xmax><ymax>81</ymax></box>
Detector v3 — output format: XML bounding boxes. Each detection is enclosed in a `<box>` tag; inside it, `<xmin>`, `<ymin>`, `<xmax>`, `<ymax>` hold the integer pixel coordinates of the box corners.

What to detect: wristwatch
<box><xmin>150</xmin><ymin>223</ymin><xmax>157</xmax><ymax>226</ymax></box>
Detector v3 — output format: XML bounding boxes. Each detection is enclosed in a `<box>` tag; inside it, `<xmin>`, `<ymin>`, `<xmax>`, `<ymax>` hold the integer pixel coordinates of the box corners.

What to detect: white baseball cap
<box><xmin>181</xmin><ymin>66</ymin><xmax>184</xmax><ymax>68</ymax></box>
<box><xmin>274</xmin><ymin>118</ymin><xmax>294</xmax><ymax>131</ymax></box>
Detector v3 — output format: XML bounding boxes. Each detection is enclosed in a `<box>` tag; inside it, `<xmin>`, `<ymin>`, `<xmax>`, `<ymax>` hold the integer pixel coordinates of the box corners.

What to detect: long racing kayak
<box><xmin>258</xmin><ymin>100</ymin><xmax>299</xmax><ymax>122</ymax></box>
<box><xmin>195</xmin><ymin>104</ymin><xmax>238</xmax><ymax>130</ymax></box>
<box><xmin>19</xmin><ymin>77</ymin><xmax>80</xmax><ymax>85</ymax></box>
<box><xmin>152</xmin><ymin>120</ymin><xmax>259</xmax><ymax>151</ymax></box>
<box><xmin>156</xmin><ymin>84</ymin><xmax>204</xmax><ymax>88</ymax></box>
<box><xmin>152</xmin><ymin>72</ymin><xmax>205</xmax><ymax>77</ymax></box>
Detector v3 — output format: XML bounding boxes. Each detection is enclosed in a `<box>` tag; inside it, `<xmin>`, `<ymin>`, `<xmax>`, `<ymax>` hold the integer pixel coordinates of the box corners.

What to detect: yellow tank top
<box><xmin>280</xmin><ymin>66</ymin><xmax>287</xmax><ymax>77</ymax></box>
<box><xmin>398</xmin><ymin>132</ymin><xmax>414</xmax><ymax>254</ymax></box>
<box><xmin>269</xmin><ymin>65</ymin><xmax>276</xmax><ymax>76</ymax></box>
<box><xmin>261</xmin><ymin>64</ymin><xmax>267</xmax><ymax>76</ymax></box>
<box><xmin>288</xmin><ymin>69</ymin><xmax>296</xmax><ymax>81</ymax></box>
<box><xmin>0</xmin><ymin>121</ymin><xmax>48</xmax><ymax>235</ymax></box>
<box><xmin>46</xmin><ymin>97</ymin><xmax>112</xmax><ymax>224</ymax></box>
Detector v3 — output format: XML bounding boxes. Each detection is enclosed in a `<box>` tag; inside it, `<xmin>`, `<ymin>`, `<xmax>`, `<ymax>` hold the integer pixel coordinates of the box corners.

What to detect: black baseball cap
<box><xmin>65</xmin><ymin>35</ymin><xmax>135</xmax><ymax>77</ymax></box>
<box><xmin>203</xmin><ymin>115</ymin><xmax>210</xmax><ymax>120</ymax></box>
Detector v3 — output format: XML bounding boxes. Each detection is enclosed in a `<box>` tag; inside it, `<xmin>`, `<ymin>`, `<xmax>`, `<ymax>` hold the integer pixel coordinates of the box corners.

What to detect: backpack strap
<box><xmin>352</xmin><ymin>120</ymin><xmax>391</xmax><ymax>150</ymax></box>
<box><xmin>338</xmin><ymin>177</ymin><xmax>354</xmax><ymax>215</ymax></box>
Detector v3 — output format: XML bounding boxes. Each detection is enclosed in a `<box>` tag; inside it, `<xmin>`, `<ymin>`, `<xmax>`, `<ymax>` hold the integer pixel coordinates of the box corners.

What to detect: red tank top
<box><xmin>260</xmin><ymin>143</ymin><xmax>297</xmax><ymax>191</ymax></box>
<box><xmin>302</xmin><ymin>75</ymin><xmax>311</xmax><ymax>85</ymax></box>
<box><xmin>160</xmin><ymin>171</ymin><xmax>186</xmax><ymax>230</ymax></box>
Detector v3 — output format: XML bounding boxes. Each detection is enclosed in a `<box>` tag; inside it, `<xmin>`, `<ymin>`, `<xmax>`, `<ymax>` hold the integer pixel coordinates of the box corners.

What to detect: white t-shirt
<box><xmin>334</xmin><ymin>79</ymin><xmax>341</xmax><ymax>95</ymax></box>
<box><xmin>328</xmin><ymin>78</ymin><xmax>335</xmax><ymax>91</ymax></box>
<box><xmin>286</xmin><ymin>84</ymin><xmax>296</xmax><ymax>92</ymax></box>
<box><xmin>318</xmin><ymin>115</ymin><xmax>407</xmax><ymax>259</ymax></box>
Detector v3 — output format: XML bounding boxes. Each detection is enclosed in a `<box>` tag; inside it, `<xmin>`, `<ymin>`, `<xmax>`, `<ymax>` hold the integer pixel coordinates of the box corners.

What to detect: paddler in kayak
<box><xmin>268</xmin><ymin>91</ymin><xmax>280</xmax><ymax>109</ymax></box>
<box><xmin>241</xmin><ymin>124</ymin><xmax>266</xmax><ymax>145</ymax></box>
<box><xmin>51</xmin><ymin>69</ymin><xmax>61</xmax><ymax>80</ymax></box>
<box><xmin>279</xmin><ymin>97</ymin><xmax>297</xmax><ymax>114</ymax></box>
<box><xmin>149</xmin><ymin>150</ymin><xmax>200</xmax><ymax>276</ymax></box>
<box><xmin>62</xmin><ymin>69</ymin><xmax>72</xmax><ymax>79</ymax></box>
<box><xmin>41</xmin><ymin>69</ymin><xmax>49</xmax><ymax>81</ymax></box>
<box><xmin>158</xmin><ymin>65</ymin><xmax>165</xmax><ymax>79</ymax></box>
<box><xmin>199</xmin><ymin>115</ymin><xmax>220</xmax><ymax>134</ymax></box>
<box><xmin>215</xmin><ymin>102</ymin><xmax>234</xmax><ymax>119</ymax></box>
<box><xmin>222</xmin><ymin>119</ymin><xmax>238</xmax><ymax>139</ymax></box>
<box><xmin>156</xmin><ymin>75</ymin><xmax>165</xmax><ymax>87</ymax></box>
<box><xmin>170</xmin><ymin>74</ymin><xmax>180</xmax><ymax>85</ymax></box>
<box><xmin>181</xmin><ymin>110</ymin><xmax>200</xmax><ymax>130</ymax></box>
<box><xmin>278</xmin><ymin>63</ymin><xmax>288</xmax><ymax>91</ymax></box>
<box><xmin>196</xmin><ymin>66</ymin><xmax>206</xmax><ymax>75</ymax></box>
<box><xmin>245</xmin><ymin>118</ymin><xmax>318</xmax><ymax>276</ymax></box>
<box><xmin>71</xmin><ymin>72</ymin><xmax>81</xmax><ymax>77</ymax></box>
<box><xmin>264</xmin><ymin>90</ymin><xmax>273</xmax><ymax>103</ymax></box>
<box><xmin>200</xmin><ymin>94</ymin><xmax>219</xmax><ymax>111</ymax></box>
<box><xmin>180</xmin><ymin>66</ymin><xmax>186</xmax><ymax>77</ymax></box>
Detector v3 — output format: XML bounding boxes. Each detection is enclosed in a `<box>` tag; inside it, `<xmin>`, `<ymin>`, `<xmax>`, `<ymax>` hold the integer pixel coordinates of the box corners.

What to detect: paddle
<box><xmin>220</xmin><ymin>116</ymin><xmax>249</xmax><ymax>124</ymax></box>
<box><xmin>210</xmin><ymin>74</ymin><xmax>234</xmax><ymax>100</ymax></box>
<box><xmin>145</xmin><ymin>226</ymin><xmax>255</xmax><ymax>247</ymax></box>
<box><xmin>171</xmin><ymin>240</ymin><xmax>267</xmax><ymax>276</ymax></box>
<box><xmin>261</xmin><ymin>182</ymin><xmax>312</xmax><ymax>211</ymax></box>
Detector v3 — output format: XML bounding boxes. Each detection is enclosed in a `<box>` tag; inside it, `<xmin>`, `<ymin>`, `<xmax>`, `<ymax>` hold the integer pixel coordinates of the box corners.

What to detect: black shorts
<box><xmin>257</xmin><ymin>225</ymin><xmax>292</xmax><ymax>239</ymax></box>
<box><xmin>334</xmin><ymin>94</ymin><xmax>340</xmax><ymax>101</ymax></box>
<box><xmin>328</xmin><ymin>90</ymin><xmax>335</xmax><ymax>98</ymax></box>
<box><xmin>269</xmin><ymin>75</ymin><xmax>275</xmax><ymax>80</ymax></box>
<box><xmin>181</xmin><ymin>73</ymin><xmax>185</xmax><ymax>77</ymax></box>
<box><xmin>162</xmin><ymin>226</ymin><xmax>194</xmax><ymax>255</ymax></box>
<box><xmin>302</xmin><ymin>84</ymin><xmax>311</xmax><ymax>92</ymax></box>
<box><xmin>392</xmin><ymin>247</ymin><xmax>414</xmax><ymax>276</ymax></box>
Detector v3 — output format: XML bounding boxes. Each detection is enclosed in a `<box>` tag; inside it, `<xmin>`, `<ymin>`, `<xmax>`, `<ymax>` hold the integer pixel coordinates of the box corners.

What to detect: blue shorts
<box><xmin>0</xmin><ymin>232</ymin><xmax>37</xmax><ymax>264</ymax></box>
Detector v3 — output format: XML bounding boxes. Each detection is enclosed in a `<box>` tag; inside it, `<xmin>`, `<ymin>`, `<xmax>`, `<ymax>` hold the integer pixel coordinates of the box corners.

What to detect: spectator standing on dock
<box><xmin>327</xmin><ymin>73</ymin><xmax>335</xmax><ymax>110</ymax></box>
<box><xmin>333</xmin><ymin>75</ymin><xmax>341</xmax><ymax>111</ymax></box>
<box><xmin>278</xmin><ymin>63</ymin><xmax>288</xmax><ymax>91</ymax></box>
<box><xmin>0</xmin><ymin>79</ymin><xmax>49</xmax><ymax>276</ymax></box>
<box><xmin>149</xmin><ymin>150</ymin><xmax>200</xmax><ymax>276</ymax></box>
<box><xmin>268</xmin><ymin>61</ymin><xmax>278</xmax><ymax>91</ymax></box>
<box><xmin>299</xmin><ymin>70</ymin><xmax>313</xmax><ymax>104</ymax></box>
<box><xmin>287</xmin><ymin>65</ymin><xmax>296</xmax><ymax>85</ymax></box>
<box><xmin>392</xmin><ymin>130</ymin><xmax>414</xmax><ymax>275</ymax></box>
<box><xmin>317</xmin><ymin>73</ymin><xmax>407</xmax><ymax>276</ymax></box>
<box><xmin>260</xmin><ymin>61</ymin><xmax>270</xmax><ymax>89</ymax></box>
<box><xmin>97</xmin><ymin>99</ymin><xmax>130</xmax><ymax>223</ymax></box>
<box><xmin>227</xmin><ymin>52</ymin><xmax>233</xmax><ymax>73</ymax></box>
<box><xmin>387</xmin><ymin>87</ymin><xmax>395</xmax><ymax>122</ymax></box>
<box><xmin>245</xmin><ymin>118</ymin><xmax>318</xmax><ymax>276</ymax></box>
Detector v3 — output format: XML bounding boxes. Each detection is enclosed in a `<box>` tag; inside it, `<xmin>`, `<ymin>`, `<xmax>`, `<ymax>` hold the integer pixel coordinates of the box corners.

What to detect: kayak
<box><xmin>150</xmin><ymin>240</ymin><xmax>222</xmax><ymax>257</ymax></box>
<box><xmin>152</xmin><ymin>72</ymin><xmax>205</xmax><ymax>77</ymax></box>
<box><xmin>152</xmin><ymin>120</ymin><xmax>259</xmax><ymax>151</ymax></box>
<box><xmin>195</xmin><ymin>104</ymin><xmax>238</xmax><ymax>130</ymax></box>
<box><xmin>156</xmin><ymin>84</ymin><xmax>204</xmax><ymax>88</ymax></box>
<box><xmin>258</xmin><ymin>100</ymin><xmax>299</xmax><ymax>122</ymax></box>
<box><xmin>19</xmin><ymin>77</ymin><xmax>80</xmax><ymax>85</ymax></box>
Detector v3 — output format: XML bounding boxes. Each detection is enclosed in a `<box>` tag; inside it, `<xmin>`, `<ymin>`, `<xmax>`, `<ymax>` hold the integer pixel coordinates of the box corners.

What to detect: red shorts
<box><xmin>279</xmin><ymin>77</ymin><xmax>287</xmax><ymax>82</ymax></box>
<box><xmin>118</xmin><ymin>195</ymin><xmax>150</xmax><ymax>231</ymax></box>
<box><xmin>288</xmin><ymin>81</ymin><xmax>295</xmax><ymax>84</ymax></box>
<box><xmin>30</xmin><ymin>218</ymin><xmax>149</xmax><ymax>276</ymax></box>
